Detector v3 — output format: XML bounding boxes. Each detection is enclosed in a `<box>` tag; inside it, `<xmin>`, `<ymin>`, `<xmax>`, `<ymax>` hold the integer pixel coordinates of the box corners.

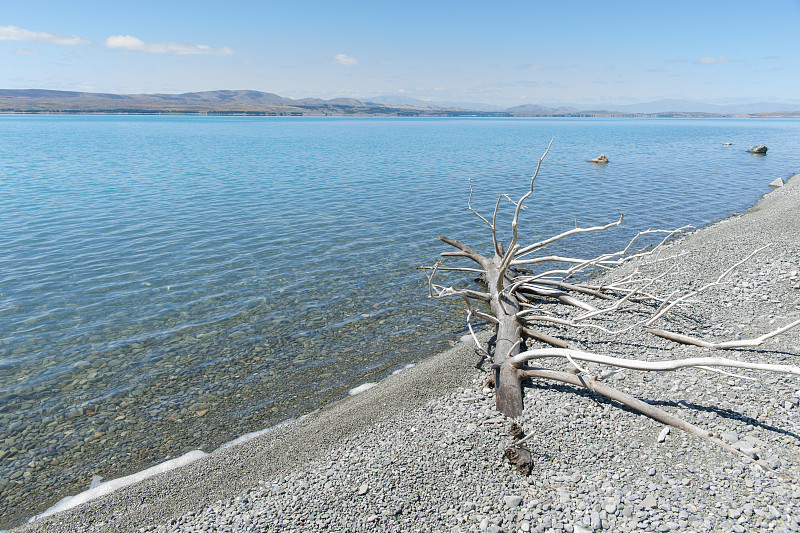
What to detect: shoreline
<box><xmin>13</xmin><ymin>176</ymin><xmax>800</xmax><ymax>532</ymax></box>
<box><xmin>13</xmin><ymin>330</ymin><xmax>489</xmax><ymax>532</ymax></box>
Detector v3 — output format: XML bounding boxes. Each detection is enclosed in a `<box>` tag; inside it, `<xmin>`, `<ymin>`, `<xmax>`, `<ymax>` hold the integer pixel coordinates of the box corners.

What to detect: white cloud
<box><xmin>0</xmin><ymin>25</ymin><xmax>88</xmax><ymax>45</ymax></box>
<box><xmin>333</xmin><ymin>53</ymin><xmax>358</xmax><ymax>66</ymax></box>
<box><xmin>104</xmin><ymin>35</ymin><xmax>233</xmax><ymax>55</ymax></box>
<box><xmin>0</xmin><ymin>25</ymin><xmax>233</xmax><ymax>57</ymax></box>
<box><xmin>15</xmin><ymin>48</ymin><xmax>40</xmax><ymax>56</ymax></box>
<box><xmin>105</xmin><ymin>35</ymin><xmax>145</xmax><ymax>50</ymax></box>
<box><xmin>694</xmin><ymin>56</ymin><xmax>733</xmax><ymax>65</ymax></box>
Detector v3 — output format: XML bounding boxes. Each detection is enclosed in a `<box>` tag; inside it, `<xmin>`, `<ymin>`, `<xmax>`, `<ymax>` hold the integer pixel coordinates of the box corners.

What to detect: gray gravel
<box><xmin>14</xmin><ymin>176</ymin><xmax>800</xmax><ymax>533</ymax></box>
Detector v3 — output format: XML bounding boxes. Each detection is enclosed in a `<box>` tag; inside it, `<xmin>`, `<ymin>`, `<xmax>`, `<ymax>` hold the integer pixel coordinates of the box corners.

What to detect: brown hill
<box><xmin>0</xmin><ymin>89</ymin><xmax>385</xmax><ymax>115</ymax></box>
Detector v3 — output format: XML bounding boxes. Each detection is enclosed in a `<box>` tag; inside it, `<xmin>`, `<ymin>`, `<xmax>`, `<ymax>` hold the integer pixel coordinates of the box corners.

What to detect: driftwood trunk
<box><xmin>424</xmin><ymin>142</ymin><xmax>800</xmax><ymax>468</ymax></box>
<box><xmin>486</xmin><ymin>253</ymin><xmax>524</xmax><ymax>417</ymax></box>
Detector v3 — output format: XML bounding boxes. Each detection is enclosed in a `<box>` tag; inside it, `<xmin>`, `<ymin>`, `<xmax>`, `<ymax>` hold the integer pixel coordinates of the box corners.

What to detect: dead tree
<box><xmin>424</xmin><ymin>141</ymin><xmax>800</xmax><ymax>469</ymax></box>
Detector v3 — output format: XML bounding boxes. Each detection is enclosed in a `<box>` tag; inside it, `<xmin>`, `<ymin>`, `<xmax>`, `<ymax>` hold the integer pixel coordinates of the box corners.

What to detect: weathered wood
<box><xmin>521</xmin><ymin>327</ymin><xmax>575</xmax><ymax>349</ymax></box>
<box><xmin>647</xmin><ymin>317</ymin><xmax>800</xmax><ymax>349</ymax></box>
<box><xmin>425</xmin><ymin>144</ymin><xmax>800</xmax><ymax>467</ymax></box>
<box><xmin>486</xmin><ymin>254</ymin><xmax>525</xmax><ymax>417</ymax></box>
<box><xmin>507</xmin><ymin>348</ymin><xmax>800</xmax><ymax>376</ymax></box>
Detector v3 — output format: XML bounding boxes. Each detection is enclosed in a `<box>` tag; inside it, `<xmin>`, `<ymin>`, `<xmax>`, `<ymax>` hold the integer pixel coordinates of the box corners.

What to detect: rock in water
<box><xmin>769</xmin><ymin>177</ymin><xmax>784</xmax><ymax>188</ymax></box>
<box><xmin>723</xmin><ymin>141</ymin><xmax>732</xmax><ymax>145</ymax></box>
<box><xmin>748</xmin><ymin>144</ymin><xmax>768</xmax><ymax>154</ymax></box>
<box><xmin>588</xmin><ymin>154</ymin><xmax>609</xmax><ymax>164</ymax></box>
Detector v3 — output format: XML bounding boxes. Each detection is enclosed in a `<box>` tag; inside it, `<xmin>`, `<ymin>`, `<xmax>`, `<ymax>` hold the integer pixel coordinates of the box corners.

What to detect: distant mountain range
<box><xmin>582</xmin><ymin>99</ymin><xmax>800</xmax><ymax>115</ymax></box>
<box><xmin>1</xmin><ymin>89</ymin><xmax>799</xmax><ymax>117</ymax></box>
<box><xmin>0</xmin><ymin>89</ymin><xmax>369</xmax><ymax>114</ymax></box>
<box><xmin>364</xmin><ymin>95</ymin><xmax>507</xmax><ymax>112</ymax></box>
<box><xmin>366</xmin><ymin>95</ymin><xmax>800</xmax><ymax>115</ymax></box>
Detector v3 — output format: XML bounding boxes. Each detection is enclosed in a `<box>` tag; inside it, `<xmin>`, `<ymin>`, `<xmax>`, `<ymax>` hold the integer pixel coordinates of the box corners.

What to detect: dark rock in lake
<box><xmin>748</xmin><ymin>144</ymin><xmax>768</xmax><ymax>154</ymax></box>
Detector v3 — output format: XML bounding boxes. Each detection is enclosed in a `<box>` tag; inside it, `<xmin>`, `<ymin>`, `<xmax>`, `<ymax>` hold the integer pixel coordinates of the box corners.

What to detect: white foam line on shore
<box><xmin>349</xmin><ymin>361</ymin><xmax>418</xmax><ymax>394</ymax></box>
<box><xmin>348</xmin><ymin>382</ymin><xmax>378</xmax><ymax>395</ymax></box>
<box><xmin>27</xmin><ymin>413</ymin><xmax>317</xmax><ymax>524</ymax></box>
<box><xmin>215</xmin><ymin>417</ymin><xmax>296</xmax><ymax>451</ymax></box>
<box><xmin>392</xmin><ymin>363</ymin><xmax>415</xmax><ymax>375</ymax></box>
<box><xmin>27</xmin><ymin>361</ymin><xmax>423</xmax><ymax>523</ymax></box>
<box><xmin>29</xmin><ymin>450</ymin><xmax>208</xmax><ymax>522</ymax></box>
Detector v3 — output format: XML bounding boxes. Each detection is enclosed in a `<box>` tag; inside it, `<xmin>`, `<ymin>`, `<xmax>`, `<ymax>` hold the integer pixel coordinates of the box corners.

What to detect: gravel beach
<box><xmin>14</xmin><ymin>175</ymin><xmax>800</xmax><ymax>533</ymax></box>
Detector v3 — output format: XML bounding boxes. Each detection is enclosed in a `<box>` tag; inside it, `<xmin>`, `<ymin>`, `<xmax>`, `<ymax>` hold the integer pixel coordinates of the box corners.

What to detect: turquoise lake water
<box><xmin>1</xmin><ymin>116</ymin><xmax>799</xmax><ymax>525</ymax></box>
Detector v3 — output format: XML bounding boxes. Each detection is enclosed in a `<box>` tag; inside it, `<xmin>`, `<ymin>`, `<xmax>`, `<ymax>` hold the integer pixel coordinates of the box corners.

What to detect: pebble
<box><xmin>736</xmin><ymin>443</ymin><xmax>759</xmax><ymax>459</ymax></box>
<box><xmin>503</xmin><ymin>495</ymin><xmax>523</xmax><ymax>508</ymax></box>
<box><xmin>642</xmin><ymin>494</ymin><xmax>658</xmax><ymax>509</ymax></box>
<box><xmin>721</xmin><ymin>431</ymin><xmax>739</xmax><ymax>444</ymax></box>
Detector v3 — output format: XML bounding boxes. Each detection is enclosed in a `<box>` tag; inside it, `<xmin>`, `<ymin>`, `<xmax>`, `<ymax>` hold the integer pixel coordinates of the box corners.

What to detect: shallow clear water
<box><xmin>1</xmin><ymin>116</ymin><xmax>799</xmax><ymax>525</ymax></box>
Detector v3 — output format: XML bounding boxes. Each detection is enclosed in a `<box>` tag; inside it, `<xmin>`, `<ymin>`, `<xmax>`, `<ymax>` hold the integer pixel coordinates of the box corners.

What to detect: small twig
<box><xmin>466</xmin><ymin>317</ymin><xmax>491</xmax><ymax>357</ymax></box>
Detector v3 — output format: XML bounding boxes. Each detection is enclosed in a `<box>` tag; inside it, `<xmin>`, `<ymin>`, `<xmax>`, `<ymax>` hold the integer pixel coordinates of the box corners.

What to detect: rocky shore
<box><xmin>15</xmin><ymin>176</ymin><xmax>800</xmax><ymax>533</ymax></box>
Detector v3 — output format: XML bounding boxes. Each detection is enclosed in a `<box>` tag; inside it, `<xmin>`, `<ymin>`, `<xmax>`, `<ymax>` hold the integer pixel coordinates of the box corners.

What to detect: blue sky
<box><xmin>2</xmin><ymin>0</ymin><xmax>799</xmax><ymax>106</ymax></box>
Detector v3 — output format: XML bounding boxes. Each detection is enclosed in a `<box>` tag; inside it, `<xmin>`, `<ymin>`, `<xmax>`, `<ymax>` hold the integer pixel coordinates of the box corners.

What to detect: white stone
<box><xmin>503</xmin><ymin>495</ymin><xmax>523</xmax><ymax>508</ymax></box>
<box><xmin>642</xmin><ymin>494</ymin><xmax>658</xmax><ymax>509</ymax></box>
<box><xmin>590</xmin><ymin>510</ymin><xmax>602</xmax><ymax>529</ymax></box>
<box><xmin>736</xmin><ymin>443</ymin><xmax>759</xmax><ymax>459</ymax></box>
<box><xmin>742</xmin><ymin>435</ymin><xmax>766</xmax><ymax>447</ymax></box>
<box><xmin>721</xmin><ymin>431</ymin><xmax>739</xmax><ymax>444</ymax></box>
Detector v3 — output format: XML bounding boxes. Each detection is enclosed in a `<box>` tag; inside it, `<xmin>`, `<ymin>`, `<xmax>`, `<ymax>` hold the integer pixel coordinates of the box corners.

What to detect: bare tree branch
<box><xmin>424</xmin><ymin>143</ymin><xmax>798</xmax><ymax>471</ymax></box>
<box><xmin>647</xmin><ymin>317</ymin><xmax>800</xmax><ymax>349</ymax></box>
<box><xmin>507</xmin><ymin>347</ymin><xmax>800</xmax><ymax>376</ymax></box>
<box><xmin>515</xmin><ymin>214</ymin><xmax>625</xmax><ymax>259</ymax></box>
<box><xmin>644</xmin><ymin>244</ymin><xmax>771</xmax><ymax>326</ymax></box>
